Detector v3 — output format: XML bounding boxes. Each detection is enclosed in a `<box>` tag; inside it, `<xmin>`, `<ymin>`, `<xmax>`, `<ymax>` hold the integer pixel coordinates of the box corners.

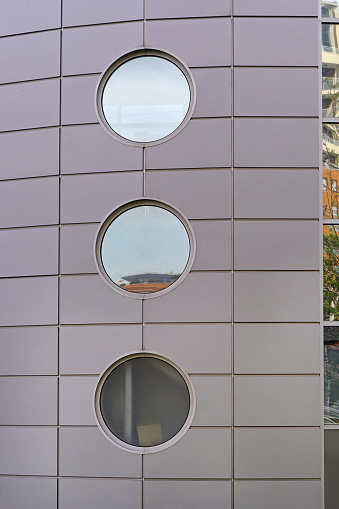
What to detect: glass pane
<box><xmin>323</xmin><ymin>124</ymin><xmax>339</xmax><ymax>219</ymax></box>
<box><xmin>325</xmin><ymin>327</ymin><xmax>339</xmax><ymax>423</ymax></box>
<box><xmin>325</xmin><ymin>429</ymin><xmax>339</xmax><ymax>509</ymax></box>
<box><xmin>324</xmin><ymin>225</ymin><xmax>339</xmax><ymax>321</ymax></box>
<box><xmin>102</xmin><ymin>56</ymin><xmax>190</xmax><ymax>142</ymax></box>
<box><xmin>322</xmin><ymin>1</ymin><xmax>339</xmax><ymax>18</ymax></box>
<box><xmin>322</xmin><ymin>24</ymin><xmax>339</xmax><ymax>117</ymax></box>
<box><xmin>100</xmin><ymin>357</ymin><xmax>190</xmax><ymax>447</ymax></box>
<box><xmin>101</xmin><ymin>205</ymin><xmax>190</xmax><ymax>294</ymax></box>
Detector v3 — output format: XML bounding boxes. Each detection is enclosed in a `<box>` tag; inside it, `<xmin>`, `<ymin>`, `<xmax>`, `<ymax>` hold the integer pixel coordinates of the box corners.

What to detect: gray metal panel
<box><xmin>191</xmin><ymin>220</ymin><xmax>232</xmax><ymax>270</ymax></box>
<box><xmin>0</xmin><ymin>277</ymin><xmax>58</xmax><ymax>326</ymax></box>
<box><xmin>234</xmin><ymin>481</ymin><xmax>321</xmax><ymax>509</ymax></box>
<box><xmin>234</xmin><ymin>68</ymin><xmax>319</xmax><ymax>117</ymax></box>
<box><xmin>234</xmin><ymin>376</ymin><xmax>321</xmax><ymax>426</ymax></box>
<box><xmin>0</xmin><ymin>80</ymin><xmax>60</xmax><ymax>132</ymax></box>
<box><xmin>0</xmin><ymin>129</ymin><xmax>59</xmax><ymax>180</ymax></box>
<box><xmin>61</xmin><ymin>75</ymin><xmax>99</xmax><ymax>125</ymax></box>
<box><xmin>59</xmin><ymin>427</ymin><xmax>142</xmax><ymax>477</ymax></box>
<box><xmin>145</xmin><ymin>18</ymin><xmax>232</xmax><ymax>67</ymax></box>
<box><xmin>59</xmin><ymin>275</ymin><xmax>142</xmax><ymax>324</ymax></box>
<box><xmin>234</xmin><ymin>221</ymin><xmax>319</xmax><ymax>270</ymax></box>
<box><xmin>192</xmin><ymin>68</ymin><xmax>231</xmax><ymax>118</ymax></box>
<box><xmin>146</xmin><ymin>0</ymin><xmax>231</xmax><ymax>18</ymax></box>
<box><xmin>144</xmin><ymin>428</ymin><xmax>232</xmax><ymax>478</ymax></box>
<box><xmin>144</xmin><ymin>273</ymin><xmax>232</xmax><ymax>323</ymax></box>
<box><xmin>60</xmin><ymin>224</ymin><xmax>98</xmax><ymax>274</ymax></box>
<box><xmin>62</xmin><ymin>23</ymin><xmax>144</xmax><ymax>75</ymax></box>
<box><xmin>234</xmin><ymin>170</ymin><xmax>319</xmax><ymax>219</ymax></box>
<box><xmin>63</xmin><ymin>0</ymin><xmax>143</xmax><ymax>27</ymax></box>
<box><xmin>0</xmin><ymin>0</ymin><xmax>61</xmax><ymax>36</ymax></box>
<box><xmin>234</xmin><ymin>0</ymin><xmax>318</xmax><ymax>16</ymax></box>
<box><xmin>144</xmin><ymin>323</ymin><xmax>232</xmax><ymax>374</ymax></box>
<box><xmin>145</xmin><ymin>119</ymin><xmax>232</xmax><ymax>169</ymax></box>
<box><xmin>144</xmin><ymin>480</ymin><xmax>232</xmax><ymax>509</ymax></box>
<box><xmin>59</xmin><ymin>478</ymin><xmax>142</xmax><ymax>509</ymax></box>
<box><xmin>0</xmin><ymin>177</ymin><xmax>59</xmax><ymax>228</ymax></box>
<box><xmin>0</xmin><ymin>227</ymin><xmax>59</xmax><ymax>277</ymax></box>
<box><xmin>61</xmin><ymin>125</ymin><xmax>142</xmax><ymax>174</ymax></box>
<box><xmin>234</xmin><ymin>119</ymin><xmax>319</xmax><ymax>168</ymax></box>
<box><xmin>60</xmin><ymin>325</ymin><xmax>142</xmax><ymax>374</ymax></box>
<box><xmin>60</xmin><ymin>172</ymin><xmax>143</xmax><ymax>223</ymax></box>
<box><xmin>234</xmin><ymin>428</ymin><xmax>321</xmax><ymax>478</ymax></box>
<box><xmin>234</xmin><ymin>18</ymin><xmax>318</xmax><ymax>66</ymax></box>
<box><xmin>234</xmin><ymin>272</ymin><xmax>320</xmax><ymax>323</ymax></box>
<box><xmin>145</xmin><ymin>170</ymin><xmax>232</xmax><ymax>219</ymax></box>
<box><xmin>0</xmin><ymin>427</ymin><xmax>57</xmax><ymax>475</ymax></box>
<box><xmin>191</xmin><ymin>376</ymin><xmax>232</xmax><ymax>426</ymax></box>
<box><xmin>0</xmin><ymin>377</ymin><xmax>57</xmax><ymax>425</ymax></box>
<box><xmin>0</xmin><ymin>31</ymin><xmax>60</xmax><ymax>84</ymax></box>
<box><xmin>234</xmin><ymin>324</ymin><xmax>321</xmax><ymax>375</ymax></box>
<box><xmin>0</xmin><ymin>477</ymin><xmax>57</xmax><ymax>509</ymax></box>
<box><xmin>59</xmin><ymin>376</ymin><xmax>97</xmax><ymax>425</ymax></box>
<box><xmin>0</xmin><ymin>326</ymin><xmax>58</xmax><ymax>375</ymax></box>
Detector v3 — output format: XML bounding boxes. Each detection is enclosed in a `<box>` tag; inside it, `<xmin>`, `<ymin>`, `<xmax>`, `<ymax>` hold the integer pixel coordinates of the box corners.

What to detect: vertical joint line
<box><xmin>143</xmin><ymin>147</ymin><xmax>146</xmax><ymax>197</ymax></box>
<box><xmin>143</xmin><ymin>0</ymin><xmax>146</xmax><ymax>46</ymax></box>
<box><xmin>142</xmin><ymin>299</ymin><xmax>145</xmax><ymax>350</ymax></box>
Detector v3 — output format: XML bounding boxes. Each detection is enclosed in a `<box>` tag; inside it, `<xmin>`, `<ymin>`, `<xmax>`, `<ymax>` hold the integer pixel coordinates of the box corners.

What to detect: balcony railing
<box><xmin>324</xmin><ymin>133</ymin><xmax>339</xmax><ymax>146</ymax></box>
<box><xmin>323</xmin><ymin>44</ymin><xmax>339</xmax><ymax>54</ymax></box>
<box><xmin>323</xmin><ymin>77</ymin><xmax>339</xmax><ymax>90</ymax></box>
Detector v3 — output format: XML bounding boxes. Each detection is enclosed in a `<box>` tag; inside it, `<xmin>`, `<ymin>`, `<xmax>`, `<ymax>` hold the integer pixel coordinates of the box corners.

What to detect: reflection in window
<box><xmin>324</xmin><ymin>226</ymin><xmax>339</xmax><ymax>321</ymax></box>
<box><xmin>325</xmin><ymin>328</ymin><xmax>339</xmax><ymax>424</ymax></box>
<box><xmin>100</xmin><ymin>205</ymin><xmax>190</xmax><ymax>294</ymax></box>
<box><xmin>323</xmin><ymin>125</ymin><xmax>339</xmax><ymax>218</ymax></box>
<box><xmin>101</xmin><ymin>55</ymin><xmax>191</xmax><ymax>143</ymax></box>
<box><xmin>99</xmin><ymin>356</ymin><xmax>191</xmax><ymax>447</ymax></box>
<box><xmin>322</xmin><ymin>1</ymin><xmax>339</xmax><ymax>19</ymax></box>
<box><xmin>322</xmin><ymin>22</ymin><xmax>339</xmax><ymax>118</ymax></box>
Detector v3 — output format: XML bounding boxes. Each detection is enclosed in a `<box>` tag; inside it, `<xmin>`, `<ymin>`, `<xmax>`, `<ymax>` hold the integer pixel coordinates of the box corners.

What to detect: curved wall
<box><xmin>0</xmin><ymin>1</ymin><xmax>322</xmax><ymax>508</ymax></box>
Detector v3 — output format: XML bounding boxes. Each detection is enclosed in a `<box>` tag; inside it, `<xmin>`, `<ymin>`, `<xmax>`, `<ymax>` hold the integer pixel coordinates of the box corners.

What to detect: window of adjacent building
<box><xmin>93</xmin><ymin>354</ymin><xmax>195</xmax><ymax>452</ymax></box>
<box><xmin>96</xmin><ymin>50</ymin><xmax>195</xmax><ymax>144</ymax></box>
<box><xmin>322</xmin><ymin>6</ymin><xmax>339</xmax><ymax>506</ymax></box>
<box><xmin>94</xmin><ymin>200</ymin><xmax>195</xmax><ymax>297</ymax></box>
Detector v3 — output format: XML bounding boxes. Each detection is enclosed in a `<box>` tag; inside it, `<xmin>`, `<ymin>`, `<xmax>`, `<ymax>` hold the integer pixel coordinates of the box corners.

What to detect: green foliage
<box><xmin>324</xmin><ymin>228</ymin><xmax>339</xmax><ymax>320</ymax></box>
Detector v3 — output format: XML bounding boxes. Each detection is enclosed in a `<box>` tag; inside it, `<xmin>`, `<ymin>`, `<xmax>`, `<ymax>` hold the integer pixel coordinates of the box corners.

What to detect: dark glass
<box><xmin>325</xmin><ymin>429</ymin><xmax>339</xmax><ymax>508</ymax></box>
<box><xmin>324</xmin><ymin>327</ymin><xmax>339</xmax><ymax>423</ymax></box>
<box><xmin>100</xmin><ymin>357</ymin><xmax>190</xmax><ymax>447</ymax></box>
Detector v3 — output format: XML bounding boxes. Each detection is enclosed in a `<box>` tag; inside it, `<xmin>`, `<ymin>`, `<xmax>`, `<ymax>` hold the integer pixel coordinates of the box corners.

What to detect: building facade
<box><xmin>0</xmin><ymin>1</ymin><xmax>324</xmax><ymax>508</ymax></box>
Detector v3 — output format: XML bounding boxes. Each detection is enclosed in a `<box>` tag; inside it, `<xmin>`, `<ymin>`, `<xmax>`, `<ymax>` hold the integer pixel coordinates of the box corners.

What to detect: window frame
<box><xmin>94</xmin><ymin>48</ymin><xmax>196</xmax><ymax>147</ymax></box>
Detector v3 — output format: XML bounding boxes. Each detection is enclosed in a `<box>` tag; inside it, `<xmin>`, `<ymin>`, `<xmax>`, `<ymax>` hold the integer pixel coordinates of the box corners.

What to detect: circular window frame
<box><xmin>93</xmin><ymin>198</ymin><xmax>196</xmax><ymax>299</ymax></box>
<box><xmin>93</xmin><ymin>351</ymin><xmax>196</xmax><ymax>454</ymax></box>
<box><xmin>95</xmin><ymin>48</ymin><xmax>196</xmax><ymax>147</ymax></box>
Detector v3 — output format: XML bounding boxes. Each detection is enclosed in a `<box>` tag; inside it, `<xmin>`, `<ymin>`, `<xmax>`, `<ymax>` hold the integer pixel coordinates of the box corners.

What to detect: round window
<box><xmin>96</xmin><ymin>50</ymin><xmax>196</xmax><ymax>144</ymax></box>
<box><xmin>94</xmin><ymin>200</ymin><xmax>196</xmax><ymax>298</ymax></box>
<box><xmin>93</xmin><ymin>353</ymin><xmax>196</xmax><ymax>453</ymax></box>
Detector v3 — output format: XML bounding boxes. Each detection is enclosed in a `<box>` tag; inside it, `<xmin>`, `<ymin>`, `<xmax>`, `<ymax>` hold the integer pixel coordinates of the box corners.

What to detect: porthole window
<box><xmin>94</xmin><ymin>199</ymin><xmax>196</xmax><ymax>298</ymax></box>
<box><xmin>93</xmin><ymin>353</ymin><xmax>196</xmax><ymax>453</ymax></box>
<box><xmin>95</xmin><ymin>49</ymin><xmax>196</xmax><ymax>145</ymax></box>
